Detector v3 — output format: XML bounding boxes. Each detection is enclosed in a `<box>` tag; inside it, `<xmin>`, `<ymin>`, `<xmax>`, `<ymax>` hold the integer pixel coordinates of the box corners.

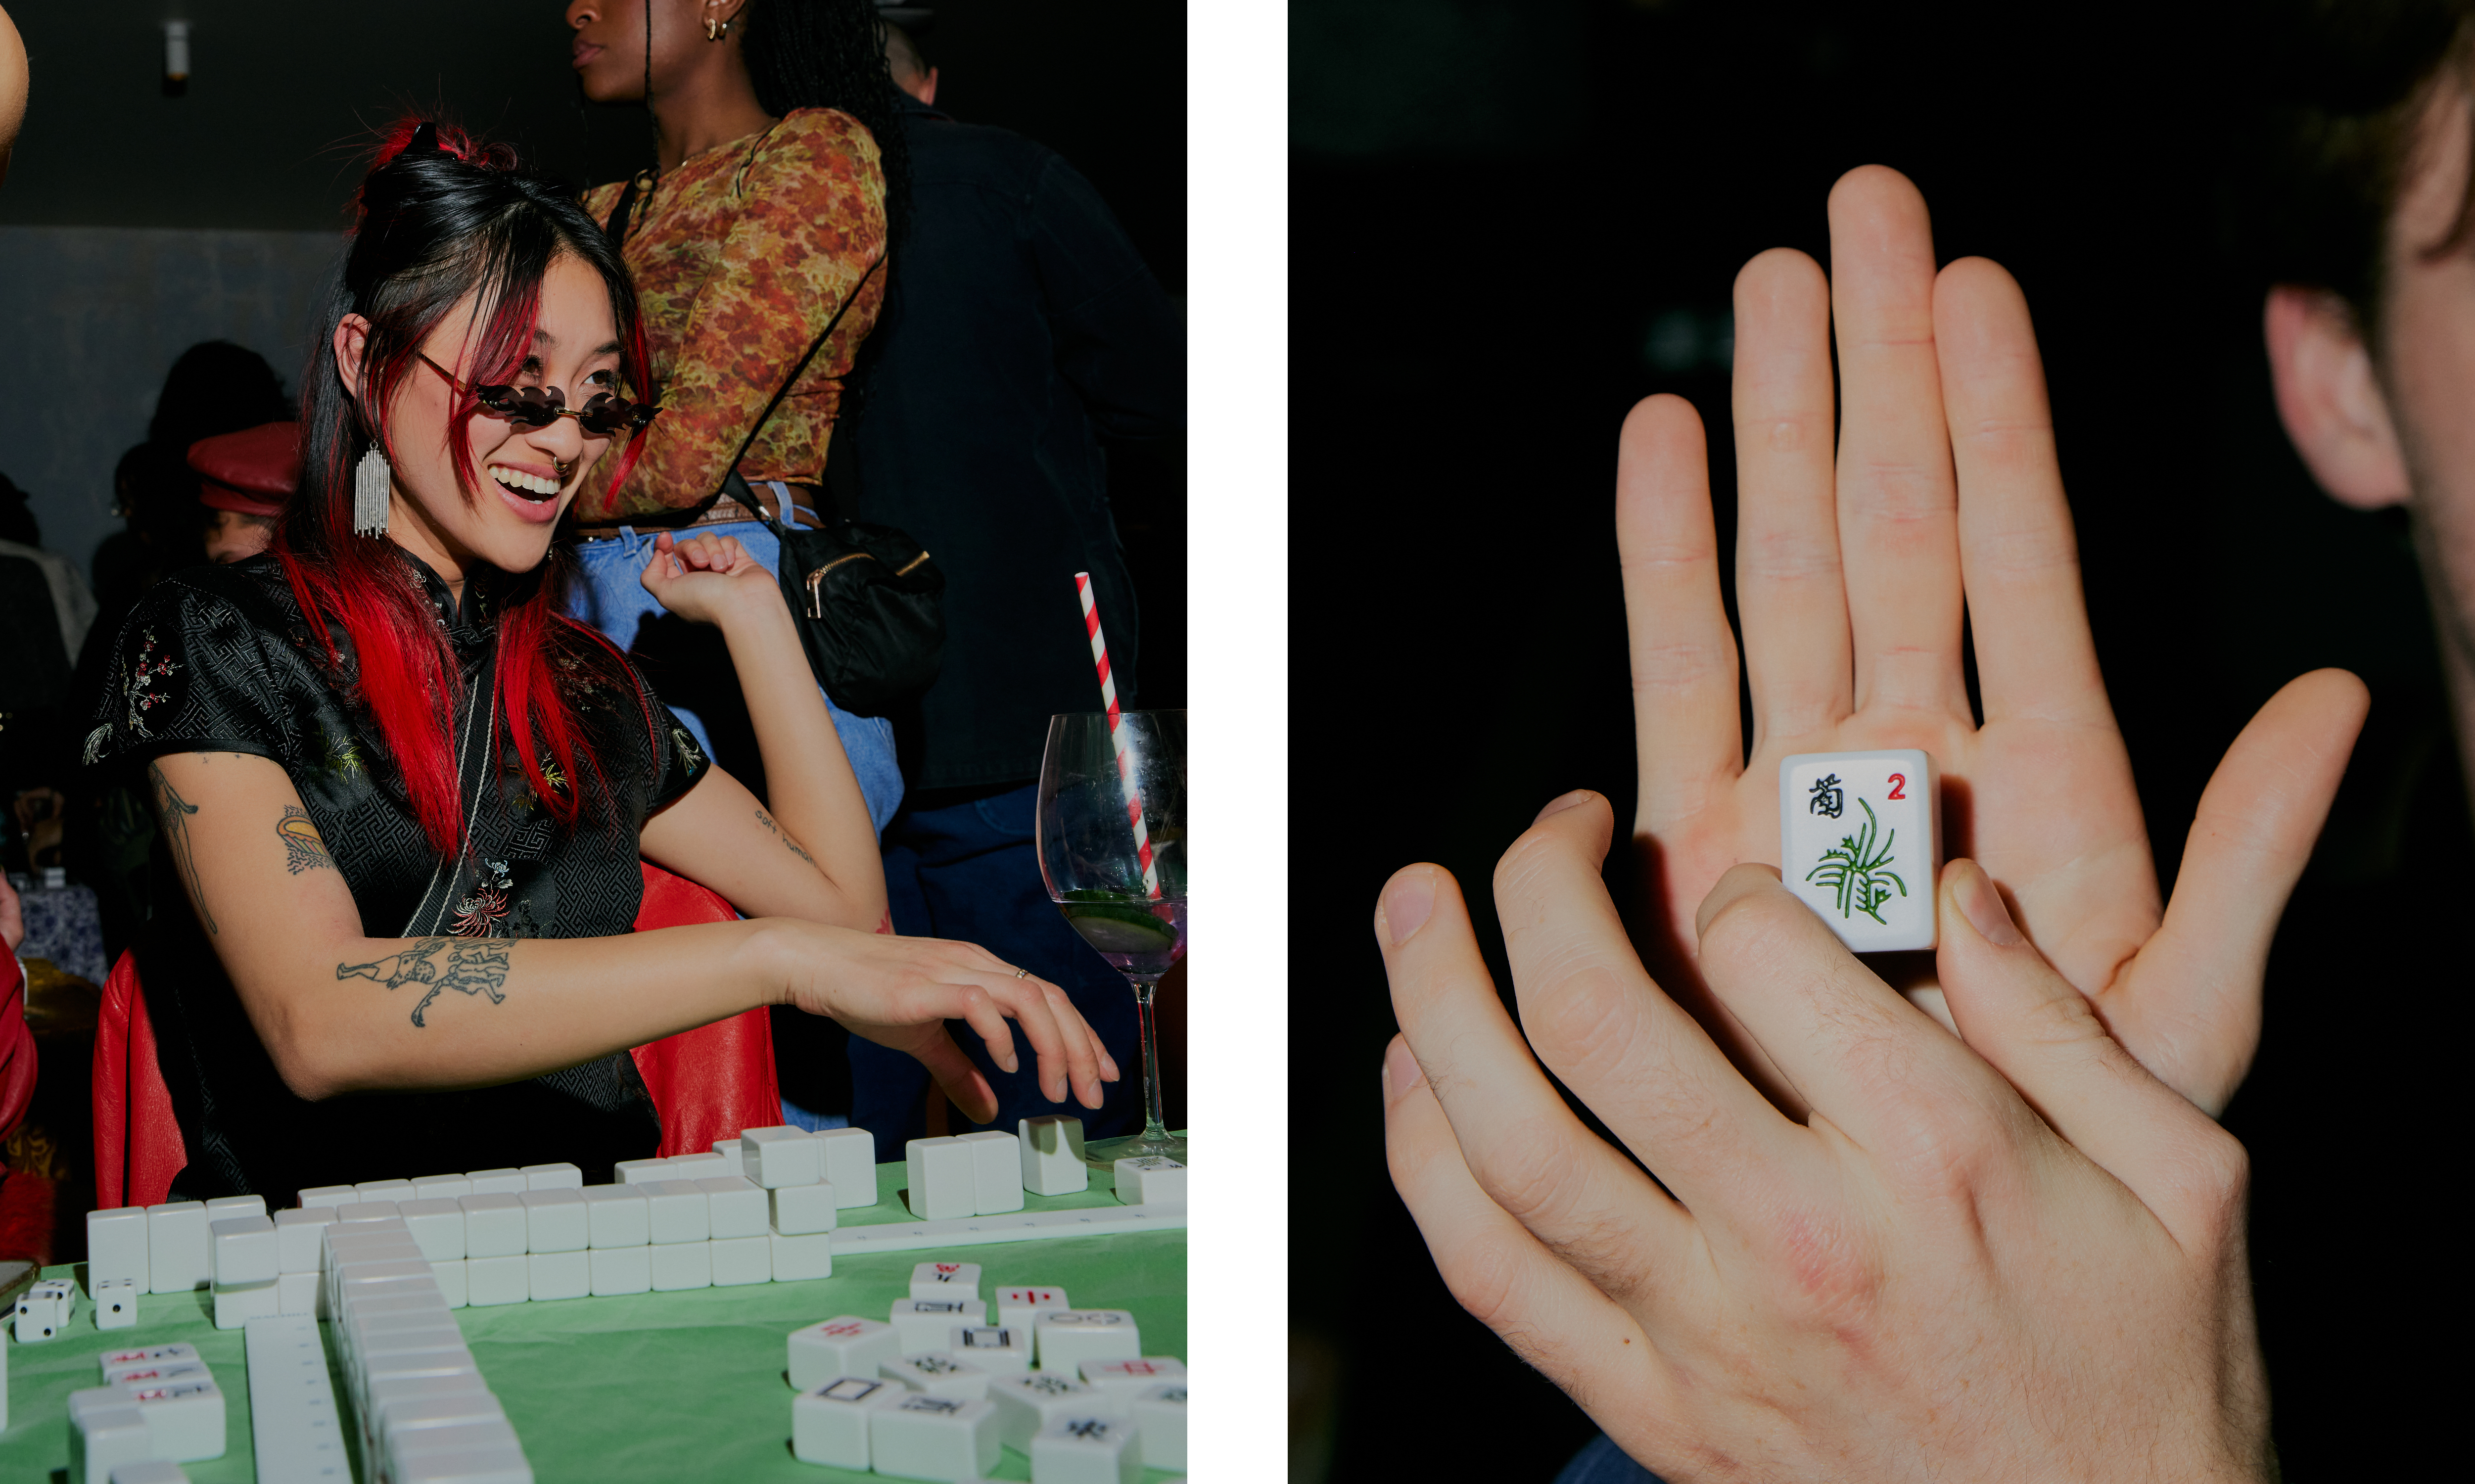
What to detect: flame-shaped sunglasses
<box><xmin>419</xmin><ymin>353</ymin><xmax>660</xmax><ymax>437</ymax></box>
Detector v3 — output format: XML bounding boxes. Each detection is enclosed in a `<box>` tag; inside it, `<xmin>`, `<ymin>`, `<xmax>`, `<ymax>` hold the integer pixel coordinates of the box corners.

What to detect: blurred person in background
<box><xmin>832</xmin><ymin>16</ymin><xmax>1182</xmax><ymax>1153</ymax></box>
<box><xmin>0</xmin><ymin>2</ymin><xmax>24</xmax><ymax>188</ymax></box>
<box><xmin>564</xmin><ymin>0</ymin><xmax>919</xmax><ymax>1129</ymax></box>
<box><xmin>0</xmin><ymin>471</ymin><xmax>94</xmax><ymax>878</ymax></box>
<box><xmin>190</xmin><ymin>423</ymin><xmax>299</xmax><ymax>566</ymax></box>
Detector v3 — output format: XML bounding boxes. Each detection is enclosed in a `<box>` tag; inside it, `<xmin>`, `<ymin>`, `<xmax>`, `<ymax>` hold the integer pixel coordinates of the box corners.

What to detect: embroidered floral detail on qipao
<box><xmin>124</xmin><ymin>627</ymin><xmax>182</xmax><ymax>737</ymax></box>
<box><xmin>82</xmin><ymin>725</ymin><xmax>110</xmax><ymax>767</ymax></box>
<box><xmin>669</xmin><ymin>725</ymin><xmax>705</xmax><ymax>774</ymax></box>
<box><xmin>452</xmin><ymin>858</ymin><xmax>516</xmax><ymax>937</ymax></box>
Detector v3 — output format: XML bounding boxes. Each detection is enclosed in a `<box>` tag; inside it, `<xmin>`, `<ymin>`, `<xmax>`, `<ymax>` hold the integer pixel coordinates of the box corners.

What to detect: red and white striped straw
<box><xmin>1075</xmin><ymin>572</ymin><xmax>1160</xmax><ymax>899</ymax></box>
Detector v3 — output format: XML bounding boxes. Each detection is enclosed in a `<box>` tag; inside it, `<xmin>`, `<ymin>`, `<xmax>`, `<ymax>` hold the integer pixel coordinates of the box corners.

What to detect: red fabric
<box><xmin>628</xmin><ymin>863</ymin><xmax>782</xmax><ymax>1156</ymax></box>
<box><xmin>0</xmin><ymin>952</ymin><xmax>35</xmax><ymax>1149</ymax></box>
<box><xmin>90</xmin><ymin>865</ymin><xmax>780</xmax><ymax>1203</ymax></box>
<box><xmin>93</xmin><ymin>949</ymin><xmax>184</xmax><ymax>1210</ymax></box>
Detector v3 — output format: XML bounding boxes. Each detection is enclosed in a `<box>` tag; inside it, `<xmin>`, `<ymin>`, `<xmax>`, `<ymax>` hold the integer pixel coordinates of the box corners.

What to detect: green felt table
<box><xmin>0</xmin><ymin>1159</ymin><xmax>1185</xmax><ymax>1482</ymax></box>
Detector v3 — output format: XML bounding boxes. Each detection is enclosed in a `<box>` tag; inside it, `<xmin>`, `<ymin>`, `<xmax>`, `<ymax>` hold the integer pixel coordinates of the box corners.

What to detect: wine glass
<box><xmin>1035</xmin><ymin>710</ymin><xmax>1186</xmax><ymax>1166</ymax></box>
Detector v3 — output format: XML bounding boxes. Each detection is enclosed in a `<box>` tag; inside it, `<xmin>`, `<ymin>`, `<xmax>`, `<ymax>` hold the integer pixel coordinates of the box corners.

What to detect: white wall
<box><xmin>0</xmin><ymin>226</ymin><xmax>341</xmax><ymax>581</ymax></box>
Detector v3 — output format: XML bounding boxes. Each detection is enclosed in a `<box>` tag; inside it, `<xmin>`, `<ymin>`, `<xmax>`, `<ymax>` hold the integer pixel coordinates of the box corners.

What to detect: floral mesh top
<box><xmin>577</xmin><ymin>108</ymin><xmax>889</xmax><ymax>523</ymax></box>
<box><xmin>82</xmin><ymin>553</ymin><xmax>708</xmax><ymax>1200</ymax></box>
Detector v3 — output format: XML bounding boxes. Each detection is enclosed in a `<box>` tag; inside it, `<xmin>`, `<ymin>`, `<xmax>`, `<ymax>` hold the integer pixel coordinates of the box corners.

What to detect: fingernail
<box><xmin>1535</xmin><ymin>789</ymin><xmax>1594</xmax><ymax>824</ymax></box>
<box><xmin>1381</xmin><ymin>1036</ymin><xmax>1424</xmax><ymax>1107</ymax></box>
<box><xmin>1378</xmin><ymin>868</ymin><xmax>1435</xmax><ymax>947</ymax></box>
<box><xmin>1951</xmin><ymin>860</ymin><xmax>2025</xmax><ymax>947</ymax></box>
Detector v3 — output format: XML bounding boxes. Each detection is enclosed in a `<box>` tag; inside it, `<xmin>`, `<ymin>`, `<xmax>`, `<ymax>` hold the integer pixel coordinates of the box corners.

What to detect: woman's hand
<box><xmin>1622</xmin><ymin>165</ymin><xmax>2365</xmax><ymax>1115</ymax></box>
<box><xmin>766</xmin><ymin>921</ymin><xmax>1119</xmax><ymax>1125</ymax></box>
<box><xmin>1381</xmin><ymin>798</ymin><xmax>2275</xmax><ymax>1483</ymax></box>
<box><xmin>639</xmin><ymin>531</ymin><xmax>782</xmax><ymax>629</ymax></box>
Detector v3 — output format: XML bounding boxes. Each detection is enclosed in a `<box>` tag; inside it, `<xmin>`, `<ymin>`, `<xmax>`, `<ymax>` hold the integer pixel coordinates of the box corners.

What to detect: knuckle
<box><xmin>1693</xmin><ymin>883</ymin><xmax>1803</xmax><ymax>971</ymax></box>
<box><xmin>1760</xmin><ymin>1202</ymin><xmax>1887</xmax><ymax>1335</ymax></box>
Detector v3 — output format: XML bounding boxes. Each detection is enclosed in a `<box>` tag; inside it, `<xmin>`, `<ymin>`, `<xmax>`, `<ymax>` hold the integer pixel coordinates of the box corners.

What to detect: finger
<box><xmin>1694</xmin><ymin>862</ymin><xmax>1996</xmax><ymax>1158</ymax></box>
<box><xmin>1934</xmin><ymin>858</ymin><xmax>2249</xmax><ymax>1249</ymax></box>
<box><xmin>1494</xmin><ymin>795</ymin><xmax>1812</xmax><ymax>1192</ymax></box>
<box><xmin>907</xmin><ymin>1026</ymin><xmax>1000</xmax><ymax>1125</ymax></box>
<box><xmin>992</xmin><ymin>975</ymin><xmax>1099</xmax><ymax>1108</ymax></box>
<box><xmin>1380</xmin><ymin>861</ymin><xmax>1696</xmax><ymax>1297</ymax></box>
<box><xmin>940</xmin><ymin>982</ymin><xmax>1023</xmax><ymax>1078</ymax></box>
<box><xmin>1826</xmin><ymin>165</ymin><xmax>1967</xmax><ymax>717</ymax></box>
<box><xmin>1935</xmin><ymin>256</ymin><xmax>2113</xmax><ymax>728</ymax></box>
<box><xmin>2102</xmin><ymin>669</ymin><xmax>2369</xmax><ymax>1115</ymax></box>
<box><xmin>1383</xmin><ymin>1035</ymin><xmax>1671</xmax><ymax>1439</ymax></box>
<box><xmin>1036</xmin><ymin>983</ymin><xmax>1115</xmax><ymax>1093</ymax></box>
<box><xmin>1618</xmin><ymin>395</ymin><xmax>1744</xmax><ymax>832</ymax></box>
<box><xmin>1731</xmin><ymin>247</ymin><xmax>1852</xmax><ymax>746</ymax></box>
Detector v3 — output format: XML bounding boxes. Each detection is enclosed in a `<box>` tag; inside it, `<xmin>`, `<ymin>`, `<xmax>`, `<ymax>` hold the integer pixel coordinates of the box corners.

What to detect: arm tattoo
<box><xmin>147</xmin><ymin>760</ymin><xmax>216</xmax><ymax>936</ymax></box>
<box><xmin>278</xmin><ymin>805</ymin><xmax>335</xmax><ymax>874</ymax></box>
<box><xmin>337</xmin><ymin>937</ymin><xmax>514</xmax><ymax>1028</ymax></box>
<box><xmin>754</xmin><ymin>808</ymin><xmax>818</xmax><ymax>867</ymax></box>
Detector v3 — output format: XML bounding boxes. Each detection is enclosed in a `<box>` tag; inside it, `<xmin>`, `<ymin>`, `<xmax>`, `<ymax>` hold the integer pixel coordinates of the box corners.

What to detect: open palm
<box><xmin>1622</xmin><ymin>167</ymin><xmax>2364</xmax><ymax>1115</ymax></box>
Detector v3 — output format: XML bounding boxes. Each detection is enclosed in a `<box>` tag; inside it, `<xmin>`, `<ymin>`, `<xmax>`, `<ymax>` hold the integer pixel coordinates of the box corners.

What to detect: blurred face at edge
<box><xmin>206</xmin><ymin>510</ymin><xmax>274</xmax><ymax>565</ymax></box>
<box><xmin>331</xmin><ymin>252</ymin><xmax>621</xmax><ymax>582</ymax></box>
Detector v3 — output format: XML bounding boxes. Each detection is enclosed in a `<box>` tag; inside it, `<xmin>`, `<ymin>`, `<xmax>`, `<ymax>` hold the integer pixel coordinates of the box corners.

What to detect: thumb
<box><xmin>1935</xmin><ymin>858</ymin><xmax>2230</xmax><ymax>1246</ymax></box>
<box><xmin>2101</xmin><ymin>669</ymin><xmax>2368</xmax><ymax>1116</ymax></box>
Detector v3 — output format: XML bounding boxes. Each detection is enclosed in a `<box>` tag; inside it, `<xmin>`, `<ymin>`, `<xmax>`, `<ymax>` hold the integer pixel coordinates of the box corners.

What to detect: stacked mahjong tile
<box><xmin>323</xmin><ymin>1214</ymin><xmax>532</xmax><ymax>1483</ymax></box>
<box><xmin>788</xmin><ymin>1261</ymin><xmax>1186</xmax><ymax>1481</ymax></box>
<box><xmin>64</xmin><ymin>1341</ymin><xmax>225</xmax><ymax>1481</ymax></box>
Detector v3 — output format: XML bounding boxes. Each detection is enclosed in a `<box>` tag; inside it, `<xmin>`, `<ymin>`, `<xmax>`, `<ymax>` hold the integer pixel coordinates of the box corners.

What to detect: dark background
<box><xmin>1290</xmin><ymin>2</ymin><xmax>2452</xmax><ymax>1480</ymax></box>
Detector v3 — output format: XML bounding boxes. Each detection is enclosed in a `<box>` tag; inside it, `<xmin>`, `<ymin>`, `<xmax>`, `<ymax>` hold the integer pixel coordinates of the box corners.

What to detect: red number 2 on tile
<box><xmin>1887</xmin><ymin>773</ymin><xmax>1907</xmax><ymax>800</ymax></box>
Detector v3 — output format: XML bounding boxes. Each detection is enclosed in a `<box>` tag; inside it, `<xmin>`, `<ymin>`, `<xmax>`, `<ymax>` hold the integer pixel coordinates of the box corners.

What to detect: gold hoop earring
<box><xmin>704</xmin><ymin>16</ymin><xmax>730</xmax><ymax>40</ymax></box>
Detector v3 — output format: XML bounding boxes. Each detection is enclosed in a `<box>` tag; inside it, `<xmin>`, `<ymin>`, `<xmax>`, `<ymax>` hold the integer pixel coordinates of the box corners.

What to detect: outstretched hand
<box><xmin>1381</xmin><ymin>800</ymin><xmax>2274</xmax><ymax>1483</ymax></box>
<box><xmin>1623</xmin><ymin>165</ymin><xmax>2364</xmax><ymax>1115</ymax></box>
<box><xmin>771</xmin><ymin>922</ymin><xmax>1119</xmax><ymax>1126</ymax></box>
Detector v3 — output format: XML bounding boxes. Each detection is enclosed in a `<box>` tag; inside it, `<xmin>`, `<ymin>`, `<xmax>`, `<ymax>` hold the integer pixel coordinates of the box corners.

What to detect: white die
<box><xmin>769</xmin><ymin>1181</ymin><xmax>837</xmax><ymax>1237</ymax></box>
<box><xmin>881</xmin><ymin>1349</ymin><xmax>990</xmax><ymax>1402</ymax></box>
<box><xmin>813</xmin><ymin>1126</ymin><xmax>878</xmax><ymax>1206</ymax></box>
<box><xmin>648</xmin><ymin>1240</ymin><xmax>710</xmax><ymax>1291</ymax></box>
<box><xmin>1031</xmin><ymin>1414</ymin><xmax>1145</xmax><ymax>1484</ymax></box>
<box><xmin>1113</xmin><ymin>1156</ymin><xmax>1185</xmax><ymax>1206</ymax></box>
<box><xmin>85</xmin><ymin>1206</ymin><xmax>150</xmax><ymax>1292</ymax></box>
<box><xmin>869</xmin><ymin>1392</ymin><xmax>1000</xmax><ymax>1483</ymax></box>
<box><xmin>957</xmin><ymin>1131</ymin><xmax>1023</xmax><ymax>1214</ymax></box>
<box><xmin>909</xmin><ymin>1260</ymin><xmax>981</xmax><ymax>1300</ymax></box>
<box><xmin>709</xmin><ymin>1235</ymin><xmax>772</xmax><ymax>1286</ymax></box>
<box><xmin>1132</xmin><ymin>1384</ymin><xmax>1187</xmax><ymax>1470</ymax></box>
<box><xmin>1033</xmin><ymin>1309</ymin><xmax>1141</xmax><ymax>1372</ymax></box>
<box><xmin>582</xmin><ymin>1185</ymin><xmax>650</xmax><ymax>1248</ymax></box>
<box><xmin>92</xmin><ymin>1277</ymin><xmax>138</xmax><ymax>1329</ymax></box>
<box><xmin>890</xmin><ymin>1296</ymin><xmax>986</xmax><ymax>1352</ymax></box>
<box><xmin>696</xmin><ymin>1177</ymin><xmax>769</xmax><ymax>1240</ymax></box>
<box><xmin>14</xmin><ymin>1281</ymin><xmax>67</xmax><ymax>1341</ymax></box>
<box><xmin>792</xmin><ymin>1376</ymin><xmax>905</xmax><ymax>1470</ymax></box>
<box><xmin>740</xmin><ymin>1126</ymin><xmax>822</xmax><ymax>1189</ymax></box>
<box><xmin>790</xmin><ymin>1315</ymin><xmax>903</xmax><ymax>1390</ymax></box>
<box><xmin>1779</xmin><ymin>749</ymin><xmax>1939</xmax><ymax>951</ymax></box>
<box><xmin>987</xmin><ymin>1371</ymin><xmax>1113</xmax><ymax>1453</ymax></box>
<box><xmin>396</xmin><ymin>1199</ymin><xmax>467</xmax><ymax>1262</ymax></box>
<box><xmin>949</xmin><ymin>1323</ymin><xmax>1032</xmax><ymax>1375</ymax></box>
<box><xmin>904</xmin><ymin>1136</ymin><xmax>974</xmax><ymax>1219</ymax></box>
<box><xmin>641</xmin><ymin>1180</ymin><xmax>709</xmax><ymax>1244</ymax></box>
<box><xmin>1018</xmin><ymin>1115</ymin><xmax>1089</xmax><ymax>1196</ymax></box>
<box><xmin>1081</xmin><ymin>1355</ymin><xmax>1186</xmax><ymax>1396</ymax></box>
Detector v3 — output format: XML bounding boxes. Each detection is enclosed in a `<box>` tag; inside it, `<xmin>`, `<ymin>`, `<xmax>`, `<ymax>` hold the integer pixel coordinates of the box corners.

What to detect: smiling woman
<box><xmin>76</xmin><ymin>120</ymin><xmax>1115</xmax><ymax>1202</ymax></box>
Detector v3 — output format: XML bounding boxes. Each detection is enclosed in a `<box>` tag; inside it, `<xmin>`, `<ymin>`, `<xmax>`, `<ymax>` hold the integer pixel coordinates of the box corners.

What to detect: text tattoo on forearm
<box><xmin>336</xmin><ymin>937</ymin><xmax>514</xmax><ymax>1028</ymax></box>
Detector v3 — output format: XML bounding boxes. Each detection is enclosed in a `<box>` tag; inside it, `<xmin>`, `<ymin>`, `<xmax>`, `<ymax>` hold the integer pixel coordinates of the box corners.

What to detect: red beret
<box><xmin>188</xmin><ymin>422</ymin><xmax>300</xmax><ymax>518</ymax></box>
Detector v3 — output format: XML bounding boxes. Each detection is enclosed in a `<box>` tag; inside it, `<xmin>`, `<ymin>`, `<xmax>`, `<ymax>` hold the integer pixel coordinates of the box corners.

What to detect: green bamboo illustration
<box><xmin>1806</xmin><ymin>797</ymin><xmax>1906</xmax><ymax>924</ymax></box>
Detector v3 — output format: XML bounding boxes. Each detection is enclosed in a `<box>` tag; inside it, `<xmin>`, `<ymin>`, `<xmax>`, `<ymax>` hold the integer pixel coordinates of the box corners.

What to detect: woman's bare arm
<box><xmin>147</xmin><ymin>749</ymin><xmax>1103</xmax><ymax>1113</ymax></box>
<box><xmin>0</xmin><ymin>5</ymin><xmax>27</xmax><ymax>189</ymax></box>
<box><xmin>635</xmin><ymin>532</ymin><xmax>887</xmax><ymax>929</ymax></box>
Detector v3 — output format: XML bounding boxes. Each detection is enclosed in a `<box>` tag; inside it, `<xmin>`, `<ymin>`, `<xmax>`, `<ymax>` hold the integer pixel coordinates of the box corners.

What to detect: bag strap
<box><xmin>716</xmin><ymin>250</ymin><xmax>888</xmax><ymax>526</ymax></box>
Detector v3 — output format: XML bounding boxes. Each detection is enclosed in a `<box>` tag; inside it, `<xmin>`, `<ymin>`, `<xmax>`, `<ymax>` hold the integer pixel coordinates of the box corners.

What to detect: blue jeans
<box><xmin>564</xmin><ymin>521</ymin><xmax>903</xmax><ymax>835</ymax></box>
<box><xmin>849</xmin><ymin>782</ymin><xmax>1142</xmax><ymax>1162</ymax></box>
<box><xmin>1554</xmin><ymin>1436</ymin><xmax>1668</xmax><ymax>1484</ymax></box>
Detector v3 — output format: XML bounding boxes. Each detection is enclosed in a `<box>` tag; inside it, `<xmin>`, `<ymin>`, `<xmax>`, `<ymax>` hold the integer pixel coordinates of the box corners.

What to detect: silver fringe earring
<box><xmin>353</xmin><ymin>441</ymin><xmax>392</xmax><ymax>537</ymax></box>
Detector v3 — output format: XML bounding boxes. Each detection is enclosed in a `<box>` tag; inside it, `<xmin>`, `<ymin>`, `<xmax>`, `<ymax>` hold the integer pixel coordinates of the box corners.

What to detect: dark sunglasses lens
<box><xmin>476</xmin><ymin>386</ymin><xmax>562</xmax><ymax>428</ymax></box>
<box><xmin>577</xmin><ymin>395</ymin><xmax>652</xmax><ymax>436</ymax></box>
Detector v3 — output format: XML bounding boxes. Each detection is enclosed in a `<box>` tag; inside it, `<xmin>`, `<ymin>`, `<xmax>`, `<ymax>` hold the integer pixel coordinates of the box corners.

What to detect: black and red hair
<box><xmin>274</xmin><ymin>120</ymin><xmax>657</xmax><ymax>859</ymax></box>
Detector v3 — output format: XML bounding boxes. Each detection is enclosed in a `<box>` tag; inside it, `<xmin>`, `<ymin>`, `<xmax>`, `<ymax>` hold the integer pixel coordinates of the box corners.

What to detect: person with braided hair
<box><xmin>79</xmin><ymin>121</ymin><xmax>1111</xmax><ymax>1200</ymax></box>
<box><xmin>561</xmin><ymin>0</ymin><xmax>906</xmax><ymax>834</ymax></box>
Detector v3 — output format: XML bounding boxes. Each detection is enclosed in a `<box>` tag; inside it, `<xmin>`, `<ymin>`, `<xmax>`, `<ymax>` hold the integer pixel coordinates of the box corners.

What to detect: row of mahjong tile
<box><xmin>787</xmin><ymin>1262</ymin><xmax>1185</xmax><ymax>1479</ymax></box>
<box><xmin>66</xmin><ymin>1340</ymin><xmax>231</xmax><ymax>1478</ymax></box>
<box><xmin>319</xmin><ymin>1216</ymin><xmax>534</xmax><ymax>1484</ymax></box>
